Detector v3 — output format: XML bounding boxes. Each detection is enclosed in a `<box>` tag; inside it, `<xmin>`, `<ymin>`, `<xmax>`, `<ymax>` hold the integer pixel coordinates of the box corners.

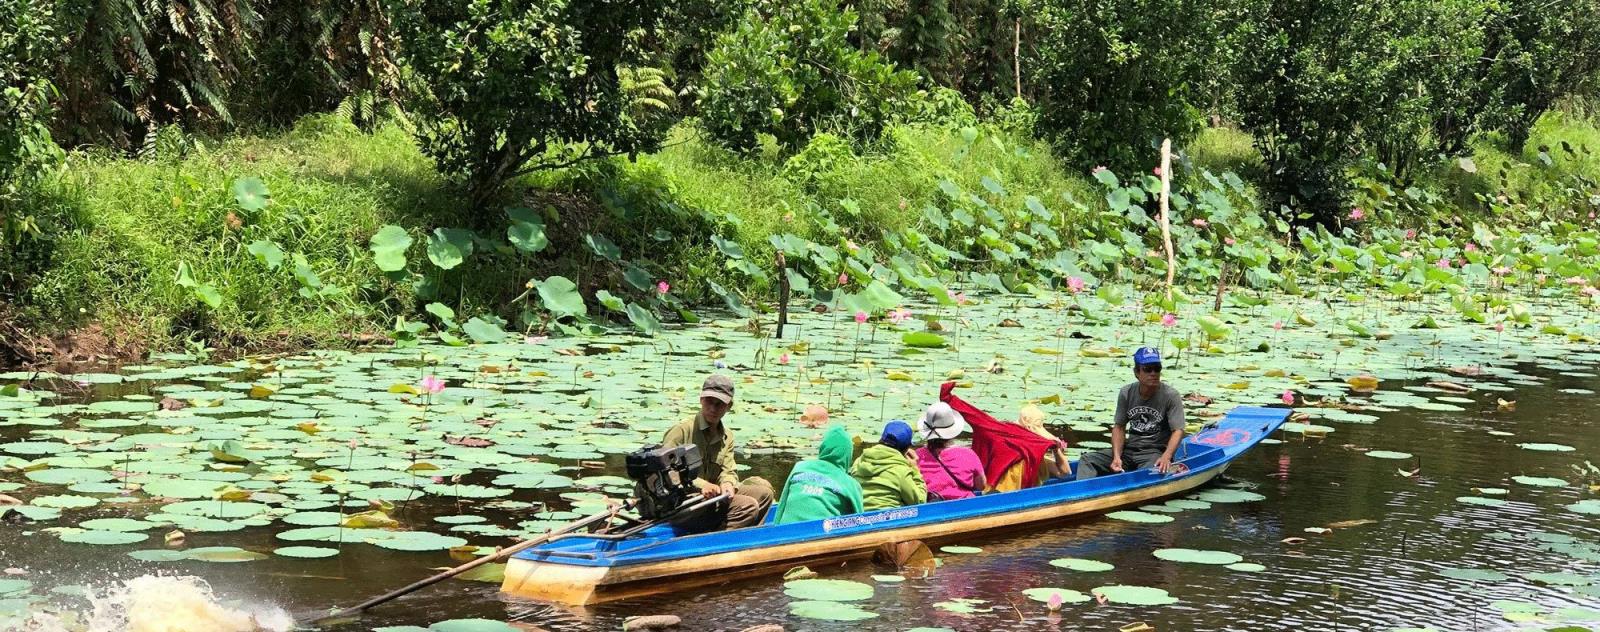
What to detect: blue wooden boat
<box><xmin>501</xmin><ymin>405</ymin><xmax>1289</xmax><ymax>604</ymax></box>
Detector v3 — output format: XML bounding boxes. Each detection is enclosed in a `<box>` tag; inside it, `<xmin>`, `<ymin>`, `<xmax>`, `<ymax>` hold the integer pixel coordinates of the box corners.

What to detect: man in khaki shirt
<box><xmin>660</xmin><ymin>374</ymin><xmax>774</xmax><ymax>532</ymax></box>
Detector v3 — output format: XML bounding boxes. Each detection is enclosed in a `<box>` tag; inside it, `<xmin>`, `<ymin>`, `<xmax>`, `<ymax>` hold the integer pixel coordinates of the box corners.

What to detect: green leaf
<box><xmin>246</xmin><ymin>240</ymin><xmax>284</xmax><ymax>270</ymax></box>
<box><xmin>711</xmin><ymin>234</ymin><xmax>745</xmax><ymax>259</ymax></box>
<box><xmin>506</xmin><ymin>208</ymin><xmax>548</xmax><ymax>254</ymax></box>
<box><xmin>428</xmin><ymin>228</ymin><xmax>474</xmax><ymax>270</ymax></box>
<box><xmin>194</xmin><ymin>284</ymin><xmax>222</xmax><ymax>309</ymax></box>
<box><xmin>370</xmin><ymin>226</ymin><xmax>413</xmax><ymax>272</ymax></box>
<box><xmin>536</xmin><ymin>276</ymin><xmax>587</xmax><ymax>318</ymax></box>
<box><xmin>584</xmin><ymin>233</ymin><xmax>621</xmax><ymax>262</ymax></box>
<box><xmin>208</xmin><ymin>439</ymin><xmax>255</xmax><ymax>463</ymax></box>
<box><xmin>595</xmin><ymin>290</ymin><xmax>626</xmax><ymax>312</ymax></box>
<box><xmin>625</xmin><ymin>303</ymin><xmax>664</xmax><ymax>336</ymax></box>
<box><xmin>461</xmin><ymin>317</ymin><xmax>507</xmax><ymax>343</ymax></box>
<box><xmin>175</xmin><ymin>261</ymin><xmax>197</xmax><ymax>288</ymax></box>
<box><xmin>424</xmin><ymin>302</ymin><xmax>456</xmax><ymax>324</ymax></box>
<box><xmin>623</xmin><ymin>265</ymin><xmax>653</xmax><ymax>292</ymax></box>
<box><xmin>291</xmin><ymin>254</ymin><xmax>323</xmax><ymax>289</ymax></box>
<box><xmin>901</xmin><ymin>332</ymin><xmax>947</xmax><ymax>348</ymax></box>
<box><xmin>231</xmin><ymin>177</ymin><xmax>269</xmax><ymax>213</ymax></box>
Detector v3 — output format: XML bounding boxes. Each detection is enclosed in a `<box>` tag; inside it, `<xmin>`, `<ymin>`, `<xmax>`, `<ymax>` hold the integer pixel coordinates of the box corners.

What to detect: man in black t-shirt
<box><xmin>1076</xmin><ymin>347</ymin><xmax>1186</xmax><ymax>479</ymax></box>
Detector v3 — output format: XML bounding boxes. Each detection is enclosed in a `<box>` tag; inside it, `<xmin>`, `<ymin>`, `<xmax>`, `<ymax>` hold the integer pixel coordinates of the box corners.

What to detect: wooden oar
<box><xmin>313</xmin><ymin>502</ymin><xmax>626</xmax><ymax>625</ymax></box>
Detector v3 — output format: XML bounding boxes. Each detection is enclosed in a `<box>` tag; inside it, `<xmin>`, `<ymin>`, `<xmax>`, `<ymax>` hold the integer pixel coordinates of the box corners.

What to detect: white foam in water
<box><xmin>8</xmin><ymin>575</ymin><xmax>293</xmax><ymax>632</ymax></box>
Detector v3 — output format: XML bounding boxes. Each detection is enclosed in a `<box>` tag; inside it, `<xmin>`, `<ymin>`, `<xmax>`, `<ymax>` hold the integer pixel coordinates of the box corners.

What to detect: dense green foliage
<box><xmin>698</xmin><ymin>0</ymin><xmax>918</xmax><ymax>153</ymax></box>
<box><xmin>1030</xmin><ymin>0</ymin><xmax>1226</xmax><ymax>172</ymax></box>
<box><xmin>1</xmin><ymin>0</ymin><xmax>1599</xmax><ymax>355</ymax></box>
<box><xmin>390</xmin><ymin>0</ymin><xmax>672</xmax><ymax>209</ymax></box>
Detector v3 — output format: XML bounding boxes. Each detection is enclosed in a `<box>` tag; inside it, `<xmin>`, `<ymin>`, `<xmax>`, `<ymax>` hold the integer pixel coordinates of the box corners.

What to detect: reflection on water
<box><xmin>3</xmin><ymin>364</ymin><xmax>1599</xmax><ymax>631</ymax></box>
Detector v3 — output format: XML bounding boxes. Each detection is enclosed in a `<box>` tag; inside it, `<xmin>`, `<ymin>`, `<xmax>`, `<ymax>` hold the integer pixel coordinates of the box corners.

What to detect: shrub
<box><xmin>1029</xmin><ymin>0</ymin><xmax>1226</xmax><ymax>173</ymax></box>
<box><xmin>697</xmin><ymin>0</ymin><xmax>919</xmax><ymax>154</ymax></box>
<box><xmin>391</xmin><ymin>0</ymin><xmax>674</xmax><ymax>211</ymax></box>
<box><xmin>51</xmin><ymin>0</ymin><xmax>259</xmax><ymax>150</ymax></box>
<box><xmin>1</xmin><ymin>0</ymin><xmax>64</xmax><ymax>294</ymax></box>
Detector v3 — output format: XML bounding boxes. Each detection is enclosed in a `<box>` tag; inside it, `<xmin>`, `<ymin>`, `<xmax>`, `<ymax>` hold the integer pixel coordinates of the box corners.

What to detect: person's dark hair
<box><xmin>927</xmin><ymin>438</ymin><xmax>950</xmax><ymax>452</ymax></box>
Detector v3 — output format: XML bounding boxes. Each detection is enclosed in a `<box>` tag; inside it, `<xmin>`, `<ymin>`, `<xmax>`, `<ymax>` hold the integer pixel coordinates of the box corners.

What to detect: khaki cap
<box><xmin>700</xmin><ymin>374</ymin><xmax>735</xmax><ymax>403</ymax></box>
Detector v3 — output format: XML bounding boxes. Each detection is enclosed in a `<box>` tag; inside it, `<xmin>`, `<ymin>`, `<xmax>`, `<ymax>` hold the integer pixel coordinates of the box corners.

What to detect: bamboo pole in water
<box><xmin>1159</xmin><ymin>139</ymin><xmax>1175</xmax><ymax>301</ymax></box>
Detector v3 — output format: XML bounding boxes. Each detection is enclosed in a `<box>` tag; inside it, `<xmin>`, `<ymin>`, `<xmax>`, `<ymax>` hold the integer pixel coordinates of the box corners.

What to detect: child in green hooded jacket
<box><xmin>851</xmin><ymin>420</ymin><xmax>928</xmax><ymax>510</ymax></box>
<box><xmin>772</xmin><ymin>425</ymin><xmax>864</xmax><ymax>525</ymax></box>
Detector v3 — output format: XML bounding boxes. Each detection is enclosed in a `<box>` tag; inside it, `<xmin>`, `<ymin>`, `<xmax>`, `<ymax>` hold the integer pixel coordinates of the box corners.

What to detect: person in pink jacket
<box><xmin>913</xmin><ymin>402</ymin><xmax>987</xmax><ymax>500</ymax></box>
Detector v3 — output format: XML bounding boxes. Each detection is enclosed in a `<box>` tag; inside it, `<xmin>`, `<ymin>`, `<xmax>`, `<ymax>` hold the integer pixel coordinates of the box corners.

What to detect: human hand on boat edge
<box><xmin>701</xmin><ymin>481</ymin><xmax>735</xmax><ymax>499</ymax></box>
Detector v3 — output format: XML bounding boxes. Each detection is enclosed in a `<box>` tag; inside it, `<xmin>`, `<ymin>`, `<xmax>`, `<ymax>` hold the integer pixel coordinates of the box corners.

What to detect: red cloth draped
<box><xmin>939</xmin><ymin>382</ymin><xmax>1058</xmax><ymax>489</ymax></box>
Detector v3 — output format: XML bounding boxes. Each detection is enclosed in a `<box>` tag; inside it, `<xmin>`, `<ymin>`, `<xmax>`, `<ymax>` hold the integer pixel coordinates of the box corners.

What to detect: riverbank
<box><xmin>3</xmin><ymin>108</ymin><xmax>1599</xmax><ymax>369</ymax></box>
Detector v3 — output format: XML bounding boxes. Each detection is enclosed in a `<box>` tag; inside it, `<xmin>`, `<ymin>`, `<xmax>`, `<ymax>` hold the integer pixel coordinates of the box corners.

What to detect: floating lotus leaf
<box><xmin>1516</xmin><ymin>442</ymin><xmax>1575</xmax><ymax>452</ymax></box>
<box><xmin>31</xmin><ymin>495</ymin><xmax>98</xmax><ymax>509</ymax></box>
<box><xmin>870</xmin><ymin>574</ymin><xmax>904</xmax><ymax>583</ymax></box>
<box><xmin>940</xmin><ymin>545</ymin><xmax>982</xmax><ymax>554</ymax></box>
<box><xmin>1105</xmin><ymin>510</ymin><xmax>1173</xmax><ymax>523</ymax></box>
<box><xmin>369</xmin><ymin>531</ymin><xmax>468</xmax><ymax>552</ymax></box>
<box><xmin>787</xmin><ymin>600</ymin><xmax>878</xmax><ymax>621</ymax></box>
<box><xmin>1510</xmin><ymin>475</ymin><xmax>1567</xmax><ymax>488</ymax></box>
<box><xmin>1153</xmin><ymin>548</ymin><xmax>1243</xmax><ymax>565</ymax></box>
<box><xmin>1192</xmin><ymin>489</ymin><xmax>1266</xmax><ymax>503</ymax></box>
<box><xmin>1226</xmin><ymin>562</ymin><xmax>1266</xmax><ymax>572</ymax></box>
<box><xmin>273</xmin><ymin>546</ymin><xmax>340</xmax><ymax>558</ymax></box>
<box><xmin>183</xmin><ymin>546</ymin><xmax>269</xmax><ymax>562</ymax></box>
<box><xmin>24</xmin><ymin>468</ymin><xmax>114</xmax><ymax>485</ymax></box>
<box><xmin>0</xmin><ymin>580</ymin><xmax>31</xmax><ymax>596</ymax></box>
<box><xmin>78</xmin><ymin>518</ymin><xmax>157</xmax><ymax>532</ymax></box>
<box><xmin>1049</xmin><ymin>558</ymin><xmax>1114</xmax><ymax>572</ymax></box>
<box><xmin>1022</xmin><ymin>587</ymin><xmax>1090</xmax><ymax>604</ymax></box>
<box><xmin>1090</xmin><ymin>585</ymin><xmax>1179</xmax><ymax>605</ymax></box>
<box><xmin>59</xmin><ymin>530</ymin><xmax>148</xmax><ymax>545</ymax></box>
<box><xmin>1456</xmin><ymin>496</ymin><xmax>1508</xmax><ymax>507</ymax></box>
<box><xmin>783</xmin><ymin>578</ymin><xmax>874</xmax><ymax>602</ymax></box>
<box><xmin>428</xmin><ymin>619</ymin><xmax>519</xmax><ymax>632</ymax></box>
<box><xmin>1364</xmin><ymin>450</ymin><xmax>1413</xmax><ymax>460</ymax></box>
<box><xmin>1567</xmin><ymin>500</ymin><xmax>1600</xmax><ymax>515</ymax></box>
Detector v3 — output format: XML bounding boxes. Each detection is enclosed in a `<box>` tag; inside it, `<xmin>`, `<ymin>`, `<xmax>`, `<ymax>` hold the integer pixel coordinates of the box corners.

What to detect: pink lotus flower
<box><xmin>1536</xmin><ymin>273</ymin><xmax>1548</xmax><ymax>284</ymax></box>
<box><xmin>1047</xmin><ymin>592</ymin><xmax>1064</xmax><ymax>611</ymax></box>
<box><xmin>1494</xmin><ymin>322</ymin><xmax>1505</xmax><ymax>333</ymax></box>
<box><xmin>1585</xmin><ymin>286</ymin><xmax>1600</xmax><ymax>298</ymax></box>
<box><xmin>838</xmin><ymin>273</ymin><xmax>849</xmax><ymax>286</ymax></box>
<box><xmin>1192</xmin><ymin>218</ymin><xmax>1209</xmax><ymax>228</ymax></box>
<box><xmin>1281</xmin><ymin>390</ymin><xmax>1295</xmax><ymax>405</ymax></box>
<box><xmin>1066</xmin><ymin>276</ymin><xmax>1086</xmax><ymax>294</ymax></box>
<box><xmin>1435</xmin><ymin>258</ymin><xmax>1452</xmax><ymax>270</ymax></box>
<box><xmin>524</xmin><ymin>335</ymin><xmax>548</xmax><ymax>345</ymax></box>
<box><xmin>1404</xmin><ymin>229</ymin><xmax>1417</xmax><ymax>239</ymax></box>
<box><xmin>348</xmin><ymin>438</ymin><xmax>359</xmax><ymax>450</ymax></box>
<box><xmin>656</xmin><ymin>281</ymin><xmax>670</xmax><ymax>295</ymax></box>
<box><xmin>431</xmin><ymin>476</ymin><xmax>444</xmax><ymax>484</ymax></box>
<box><xmin>1464</xmin><ymin>243</ymin><xmax>1478</xmax><ymax>253</ymax></box>
<box><xmin>778</xmin><ymin>353</ymin><xmax>790</xmax><ymax>365</ymax></box>
<box><xmin>888</xmin><ymin>308</ymin><xmax>912</xmax><ymax>324</ymax></box>
<box><xmin>1224</xmin><ymin>237</ymin><xmax>1236</xmax><ymax>246</ymax></box>
<box><xmin>1153</xmin><ymin>166</ymin><xmax>1164</xmax><ymax>177</ymax></box>
<box><xmin>1566</xmin><ymin>276</ymin><xmax>1588</xmax><ymax>286</ymax></box>
<box><xmin>1492</xmin><ymin>266</ymin><xmax>1511</xmax><ymax>276</ymax></box>
<box><xmin>1348</xmin><ymin>207</ymin><xmax>1365</xmax><ymax>221</ymax></box>
<box><xmin>854</xmin><ymin>311</ymin><xmax>868</xmax><ymax>324</ymax></box>
<box><xmin>420</xmin><ymin>375</ymin><xmax>446</xmax><ymax>394</ymax></box>
<box><xmin>1091</xmin><ymin>166</ymin><xmax>1107</xmax><ymax>175</ymax></box>
<box><xmin>1273</xmin><ymin>321</ymin><xmax>1284</xmax><ymax>331</ymax></box>
<box><xmin>954</xmin><ymin>292</ymin><xmax>968</xmax><ymax>305</ymax></box>
<box><xmin>1161</xmin><ymin>313</ymin><xmax>1177</xmax><ymax>328</ymax></box>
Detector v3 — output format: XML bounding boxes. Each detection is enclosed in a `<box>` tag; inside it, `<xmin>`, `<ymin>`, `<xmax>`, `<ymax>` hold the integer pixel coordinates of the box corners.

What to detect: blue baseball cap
<box><xmin>881</xmin><ymin>420</ymin><xmax>914</xmax><ymax>450</ymax></box>
<box><xmin>1133</xmin><ymin>347</ymin><xmax>1162</xmax><ymax>366</ymax></box>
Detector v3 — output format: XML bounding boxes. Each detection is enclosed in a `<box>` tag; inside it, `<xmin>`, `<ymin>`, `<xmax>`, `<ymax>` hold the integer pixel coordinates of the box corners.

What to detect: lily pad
<box><xmin>1049</xmin><ymin>558</ymin><xmax>1114</xmax><ymax>572</ymax></box>
<box><xmin>1457</xmin><ymin>496</ymin><xmax>1508</xmax><ymax>507</ymax></box>
<box><xmin>1510</xmin><ymin>475</ymin><xmax>1567</xmax><ymax>488</ymax></box>
<box><xmin>1193</xmin><ymin>489</ymin><xmax>1266</xmax><ymax>503</ymax></box>
<box><xmin>428</xmin><ymin>619</ymin><xmax>520</xmax><ymax>632</ymax></box>
<box><xmin>369</xmin><ymin>531</ymin><xmax>468</xmax><ymax>552</ymax></box>
<box><xmin>1091</xmin><ymin>584</ymin><xmax>1179</xmax><ymax>605</ymax></box>
<box><xmin>1105</xmin><ymin>510</ymin><xmax>1173</xmax><ymax>523</ymax></box>
<box><xmin>59</xmin><ymin>530</ymin><xmax>148</xmax><ymax>545</ymax></box>
<box><xmin>183</xmin><ymin>546</ymin><xmax>269</xmax><ymax>562</ymax></box>
<box><xmin>273</xmin><ymin>546</ymin><xmax>340</xmax><ymax>559</ymax></box>
<box><xmin>940</xmin><ymin>545</ymin><xmax>983</xmax><ymax>554</ymax></box>
<box><xmin>787</xmin><ymin>600</ymin><xmax>878</xmax><ymax>621</ymax></box>
<box><xmin>783</xmin><ymin>578</ymin><xmax>873</xmax><ymax>602</ymax></box>
<box><xmin>1153</xmin><ymin>548</ymin><xmax>1244</xmax><ymax>565</ymax></box>
<box><xmin>1226</xmin><ymin>562</ymin><xmax>1266</xmax><ymax>572</ymax></box>
<box><xmin>1516</xmin><ymin>443</ymin><xmax>1575</xmax><ymax>452</ymax></box>
<box><xmin>1021</xmin><ymin>587</ymin><xmax>1091</xmax><ymax>604</ymax></box>
<box><xmin>1365</xmin><ymin>450</ymin><xmax>1413</xmax><ymax>460</ymax></box>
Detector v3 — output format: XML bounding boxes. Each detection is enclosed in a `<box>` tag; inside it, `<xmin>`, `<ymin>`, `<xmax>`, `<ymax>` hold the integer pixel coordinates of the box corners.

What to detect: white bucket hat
<box><xmin>918</xmin><ymin>402</ymin><xmax>968</xmax><ymax>441</ymax></box>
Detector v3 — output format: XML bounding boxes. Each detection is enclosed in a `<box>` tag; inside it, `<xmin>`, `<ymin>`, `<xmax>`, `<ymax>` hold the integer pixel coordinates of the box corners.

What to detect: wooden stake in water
<box><xmin>1159</xmin><ymin>138</ymin><xmax>1175</xmax><ymax>302</ymax></box>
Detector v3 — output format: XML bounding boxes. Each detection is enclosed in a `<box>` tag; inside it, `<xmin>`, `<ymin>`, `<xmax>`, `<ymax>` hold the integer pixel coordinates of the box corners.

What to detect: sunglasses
<box><xmin>1138</xmin><ymin>364</ymin><xmax>1163</xmax><ymax>374</ymax></box>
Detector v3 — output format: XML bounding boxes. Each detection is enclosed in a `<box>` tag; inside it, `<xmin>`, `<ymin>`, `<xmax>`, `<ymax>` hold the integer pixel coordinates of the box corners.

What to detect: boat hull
<box><xmin>503</xmin><ymin>463</ymin><xmax>1223</xmax><ymax>604</ymax></box>
<box><xmin>502</xmin><ymin>405</ymin><xmax>1287</xmax><ymax>605</ymax></box>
